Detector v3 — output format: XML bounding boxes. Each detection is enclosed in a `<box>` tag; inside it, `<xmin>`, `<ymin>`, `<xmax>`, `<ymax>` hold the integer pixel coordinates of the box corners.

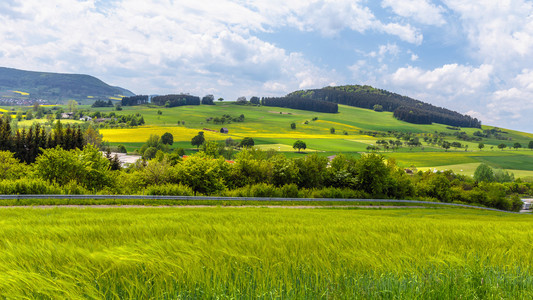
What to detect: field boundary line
<box><xmin>0</xmin><ymin>195</ymin><xmax>517</xmax><ymax>213</ymax></box>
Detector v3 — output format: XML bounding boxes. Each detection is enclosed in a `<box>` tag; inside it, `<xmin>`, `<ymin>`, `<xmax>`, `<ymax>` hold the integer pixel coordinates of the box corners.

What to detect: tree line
<box><xmin>121</xmin><ymin>95</ymin><xmax>149</xmax><ymax>106</ymax></box>
<box><xmin>286</xmin><ymin>85</ymin><xmax>481</xmax><ymax>128</ymax></box>
<box><xmin>151</xmin><ymin>95</ymin><xmax>201</xmax><ymax>107</ymax></box>
<box><xmin>261</xmin><ymin>96</ymin><xmax>338</xmax><ymax>113</ymax></box>
<box><xmin>91</xmin><ymin>99</ymin><xmax>115</xmax><ymax>108</ymax></box>
<box><xmin>0</xmin><ymin>137</ymin><xmax>529</xmax><ymax>211</ymax></box>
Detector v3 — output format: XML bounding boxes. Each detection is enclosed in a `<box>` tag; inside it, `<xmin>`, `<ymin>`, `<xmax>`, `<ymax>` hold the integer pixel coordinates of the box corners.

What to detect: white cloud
<box><xmin>488</xmin><ymin>69</ymin><xmax>533</xmax><ymax>124</ymax></box>
<box><xmin>444</xmin><ymin>0</ymin><xmax>533</xmax><ymax>68</ymax></box>
<box><xmin>0</xmin><ymin>0</ymin><xmax>343</xmax><ymax>99</ymax></box>
<box><xmin>433</xmin><ymin>0</ymin><xmax>533</xmax><ymax>130</ymax></box>
<box><xmin>379</xmin><ymin>44</ymin><xmax>400</xmax><ymax>57</ymax></box>
<box><xmin>389</xmin><ymin>64</ymin><xmax>493</xmax><ymax>96</ymax></box>
<box><xmin>249</xmin><ymin>0</ymin><xmax>423</xmax><ymax>44</ymax></box>
<box><xmin>1</xmin><ymin>0</ymin><xmax>420</xmax><ymax>100</ymax></box>
<box><xmin>382</xmin><ymin>0</ymin><xmax>447</xmax><ymax>26</ymax></box>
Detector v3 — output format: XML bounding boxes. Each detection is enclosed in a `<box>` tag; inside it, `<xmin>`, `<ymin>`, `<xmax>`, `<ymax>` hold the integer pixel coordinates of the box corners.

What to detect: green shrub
<box><xmin>249</xmin><ymin>183</ymin><xmax>281</xmax><ymax>198</ymax></box>
<box><xmin>145</xmin><ymin>184</ymin><xmax>194</xmax><ymax>196</ymax></box>
<box><xmin>62</xmin><ymin>181</ymin><xmax>90</xmax><ymax>195</ymax></box>
<box><xmin>0</xmin><ymin>179</ymin><xmax>62</xmax><ymax>194</ymax></box>
<box><xmin>280</xmin><ymin>183</ymin><xmax>300</xmax><ymax>198</ymax></box>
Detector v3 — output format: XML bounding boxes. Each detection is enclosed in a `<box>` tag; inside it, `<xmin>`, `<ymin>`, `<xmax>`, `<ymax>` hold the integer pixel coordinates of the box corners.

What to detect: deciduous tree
<box><xmin>474</xmin><ymin>163</ymin><xmax>495</xmax><ymax>183</ymax></box>
<box><xmin>161</xmin><ymin>132</ymin><xmax>174</xmax><ymax>145</ymax></box>
<box><xmin>191</xmin><ymin>132</ymin><xmax>205</xmax><ymax>149</ymax></box>
<box><xmin>293</xmin><ymin>140</ymin><xmax>306</xmax><ymax>152</ymax></box>
<box><xmin>240</xmin><ymin>137</ymin><xmax>255</xmax><ymax>148</ymax></box>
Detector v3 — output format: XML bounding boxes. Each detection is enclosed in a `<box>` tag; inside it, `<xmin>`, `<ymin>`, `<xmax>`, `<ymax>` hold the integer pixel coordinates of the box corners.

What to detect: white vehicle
<box><xmin>522</xmin><ymin>199</ymin><xmax>532</xmax><ymax>210</ymax></box>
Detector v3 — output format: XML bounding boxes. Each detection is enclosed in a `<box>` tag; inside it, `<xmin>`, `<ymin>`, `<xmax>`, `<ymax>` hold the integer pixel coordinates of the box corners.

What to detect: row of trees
<box><xmin>0</xmin><ymin>145</ymin><xmax>527</xmax><ymax>211</ymax></box>
<box><xmin>151</xmin><ymin>94</ymin><xmax>201</xmax><ymax>107</ymax></box>
<box><xmin>121</xmin><ymin>95</ymin><xmax>149</xmax><ymax>106</ymax></box>
<box><xmin>261</xmin><ymin>96</ymin><xmax>338</xmax><ymax>113</ymax></box>
<box><xmin>287</xmin><ymin>85</ymin><xmax>481</xmax><ymax>128</ymax></box>
<box><xmin>91</xmin><ymin>100</ymin><xmax>115</xmax><ymax>108</ymax></box>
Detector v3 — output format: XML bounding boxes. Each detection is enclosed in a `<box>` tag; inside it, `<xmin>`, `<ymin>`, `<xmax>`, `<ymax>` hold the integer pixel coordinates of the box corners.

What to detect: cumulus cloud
<box><xmin>249</xmin><ymin>0</ymin><xmax>423</xmax><ymax>44</ymax></box>
<box><xmin>382</xmin><ymin>0</ymin><xmax>447</xmax><ymax>26</ymax></box>
<box><xmin>488</xmin><ymin>69</ymin><xmax>533</xmax><ymax>124</ymax></box>
<box><xmin>383</xmin><ymin>64</ymin><xmax>494</xmax><ymax>123</ymax></box>
<box><xmin>389</xmin><ymin>64</ymin><xmax>493</xmax><ymax>96</ymax></box>
<box><xmin>2</xmin><ymin>0</ymin><xmax>533</xmax><ymax>131</ymax></box>
<box><xmin>0</xmin><ymin>0</ymin><xmax>345</xmax><ymax>98</ymax></box>
<box><xmin>444</xmin><ymin>0</ymin><xmax>533</xmax><ymax>68</ymax></box>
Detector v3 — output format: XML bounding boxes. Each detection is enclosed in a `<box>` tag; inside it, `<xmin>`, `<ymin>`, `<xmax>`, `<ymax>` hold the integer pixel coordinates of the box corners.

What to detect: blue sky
<box><xmin>1</xmin><ymin>0</ymin><xmax>533</xmax><ymax>132</ymax></box>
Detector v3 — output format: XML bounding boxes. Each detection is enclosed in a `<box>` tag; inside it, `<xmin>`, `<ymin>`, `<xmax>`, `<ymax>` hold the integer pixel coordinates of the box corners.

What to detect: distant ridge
<box><xmin>283</xmin><ymin>85</ymin><xmax>481</xmax><ymax>128</ymax></box>
<box><xmin>0</xmin><ymin>67</ymin><xmax>134</xmax><ymax>103</ymax></box>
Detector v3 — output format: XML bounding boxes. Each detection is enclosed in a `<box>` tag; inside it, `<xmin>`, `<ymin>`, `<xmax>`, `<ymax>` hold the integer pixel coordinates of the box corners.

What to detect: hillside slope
<box><xmin>0</xmin><ymin>67</ymin><xmax>134</xmax><ymax>102</ymax></box>
<box><xmin>284</xmin><ymin>85</ymin><xmax>480</xmax><ymax>128</ymax></box>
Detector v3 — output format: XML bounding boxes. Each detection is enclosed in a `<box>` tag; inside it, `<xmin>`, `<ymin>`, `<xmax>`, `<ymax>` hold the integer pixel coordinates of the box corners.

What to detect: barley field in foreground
<box><xmin>0</xmin><ymin>207</ymin><xmax>532</xmax><ymax>298</ymax></box>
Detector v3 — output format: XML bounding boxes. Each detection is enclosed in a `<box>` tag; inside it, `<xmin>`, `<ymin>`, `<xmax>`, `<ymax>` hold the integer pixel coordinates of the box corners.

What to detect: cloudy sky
<box><xmin>1</xmin><ymin>0</ymin><xmax>533</xmax><ymax>132</ymax></box>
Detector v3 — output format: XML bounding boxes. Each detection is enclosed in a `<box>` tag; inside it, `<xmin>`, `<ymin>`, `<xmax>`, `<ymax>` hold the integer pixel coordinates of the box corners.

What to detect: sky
<box><xmin>1</xmin><ymin>0</ymin><xmax>533</xmax><ymax>132</ymax></box>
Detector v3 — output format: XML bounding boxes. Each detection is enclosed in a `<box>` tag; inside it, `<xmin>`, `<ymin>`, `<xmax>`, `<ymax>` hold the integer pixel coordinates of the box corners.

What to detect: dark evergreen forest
<box><xmin>261</xmin><ymin>96</ymin><xmax>338</xmax><ymax>113</ymax></box>
<box><xmin>285</xmin><ymin>85</ymin><xmax>481</xmax><ymax>128</ymax></box>
<box><xmin>0</xmin><ymin>116</ymin><xmax>85</xmax><ymax>163</ymax></box>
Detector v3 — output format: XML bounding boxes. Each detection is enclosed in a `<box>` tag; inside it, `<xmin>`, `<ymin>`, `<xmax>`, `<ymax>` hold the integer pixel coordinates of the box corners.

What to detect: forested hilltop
<box><xmin>285</xmin><ymin>85</ymin><xmax>481</xmax><ymax>128</ymax></box>
<box><xmin>0</xmin><ymin>67</ymin><xmax>134</xmax><ymax>102</ymax></box>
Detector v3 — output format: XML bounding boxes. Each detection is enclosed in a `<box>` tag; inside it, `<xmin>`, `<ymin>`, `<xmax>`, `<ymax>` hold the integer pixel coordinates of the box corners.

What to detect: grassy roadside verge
<box><xmin>0</xmin><ymin>198</ymin><xmax>444</xmax><ymax>208</ymax></box>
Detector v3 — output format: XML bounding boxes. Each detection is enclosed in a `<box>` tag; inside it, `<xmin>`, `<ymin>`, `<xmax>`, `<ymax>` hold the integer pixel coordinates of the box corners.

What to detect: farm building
<box><xmin>220</xmin><ymin>127</ymin><xmax>229</xmax><ymax>134</ymax></box>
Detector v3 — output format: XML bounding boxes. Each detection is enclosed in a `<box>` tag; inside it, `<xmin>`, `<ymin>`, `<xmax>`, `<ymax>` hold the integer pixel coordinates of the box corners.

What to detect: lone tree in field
<box><xmin>161</xmin><ymin>132</ymin><xmax>174</xmax><ymax>145</ymax></box>
<box><xmin>240</xmin><ymin>137</ymin><xmax>255</xmax><ymax>148</ymax></box>
<box><xmin>529</xmin><ymin>141</ymin><xmax>533</xmax><ymax>150</ymax></box>
<box><xmin>330</xmin><ymin>127</ymin><xmax>335</xmax><ymax>134</ymax></box>
<box><xmin>498</xmin><ymin>143</ymin><xmax>507</xmax><ymax>150</ymax></box>
<box><xmin>478</xmin><ymin>142</ymin><xmax>484</xmax><ymax>151</ymax></box>
<box><xmin>191</xmin><ymin>131</ymin><xmax>205</xmax><ymax>149</ymax></box>
<box><xmin>293</xmin><ymin>140</ymin><xmax>307</xmax><ymax>152</ymax></box>
<box><xmin>290</xmin><ymin>122</ymin><xmax>296</xmax><ymax>129</ymax></box>
<box><xmin>513</xmin><ymin>142</ymin><xmax>522</xmax><ymax>150</ymax></box>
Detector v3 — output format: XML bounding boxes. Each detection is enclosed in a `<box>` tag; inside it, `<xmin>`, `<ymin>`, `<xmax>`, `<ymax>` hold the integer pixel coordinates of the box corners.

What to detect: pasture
<box><xmin>3</xmin><ymin>102</ymin><xmax>533</xmax><ymax>177</ymax></box>
<box><xmin>0</xmin><ymin>207</ymin><xmax>532</xmax><ymax>298</ymax></box>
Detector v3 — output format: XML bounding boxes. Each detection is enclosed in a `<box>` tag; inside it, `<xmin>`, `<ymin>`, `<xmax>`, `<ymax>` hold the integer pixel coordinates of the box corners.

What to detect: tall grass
<box><xmin>0</xmin><ymin>208</ymin><xmax>531</xmax><ymax>298</ymax></box>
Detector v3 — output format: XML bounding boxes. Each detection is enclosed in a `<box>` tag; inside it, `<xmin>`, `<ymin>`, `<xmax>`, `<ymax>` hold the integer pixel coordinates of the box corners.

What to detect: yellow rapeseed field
<box><xmin>100</xmin><ymin>126</ymin><xmax>229</xmax><ymax>143</ymax></box>
<box><xmin>12</xmin><ymin>91</ymin><xmax>29</xmax><ymax>96</ymax></box>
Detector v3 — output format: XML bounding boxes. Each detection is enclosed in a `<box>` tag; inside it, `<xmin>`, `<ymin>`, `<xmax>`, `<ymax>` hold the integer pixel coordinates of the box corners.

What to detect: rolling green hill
<box><xmin>285</xmin><ymin>85</ymin><xmax>481</xmax><ymax>127</ymax></box>
<box><xmin>52</xmin><ymin>101</ymin><xmax>532</xmax><ymax>178</ymax></box>
<box><xmin>3</xmin><ymin>82</ymin><xmax>533</xmax><ymax>178</ymax></box>
<box><xmin>0</xmin><ymin>67</ymin><xmax>134</xmax><ymax>103</ymax></box>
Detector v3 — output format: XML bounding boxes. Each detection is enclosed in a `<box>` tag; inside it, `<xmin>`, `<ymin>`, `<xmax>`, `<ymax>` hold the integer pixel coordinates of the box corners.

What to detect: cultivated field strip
<box><xmin>0</xmin><ymin>208</ymin><xmax>531</xmax><ymax>298</ymax></box>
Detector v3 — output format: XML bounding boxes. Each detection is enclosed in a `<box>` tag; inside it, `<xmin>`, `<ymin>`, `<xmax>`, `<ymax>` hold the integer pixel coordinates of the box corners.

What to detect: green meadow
<box><xmin>4</xmin><ymin>102</ymin><xmax>533</xmax><ymax>176</ymax></box>
<box><xmin>0</xmin><ymin>207</ymin><xmax>532</xmax><ymax>298</ymax></box>
<box><xmin>101</xmin><ymin>103</ymin><xmax>533</xmax><ymax>176</ymax></box>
